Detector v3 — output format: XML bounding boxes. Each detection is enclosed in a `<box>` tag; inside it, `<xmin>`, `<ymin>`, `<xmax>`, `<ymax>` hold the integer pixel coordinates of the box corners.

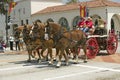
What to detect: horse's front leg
<box><xmin>56</xmin><ymin>49</ymin><xmax>63</xmax><ymax>68</ymax></box>
<box><xmin>41</xmin><ymin>47</ymin><xmax>48</xmax><ymax>61</ymax></box>
<box><xmin>48</xmin><ymin>48</ymin><xmax>53</xmax><ymax>65</ymax></box>
<box><xmin>36</xmin><ymin>49</ymin><xmax>41</xmax><ymax>63</ymax></box>
<box><xmin>27</xmin><ymin>50</ymin><xmax>32</xmax><ymax>62</ymax></box>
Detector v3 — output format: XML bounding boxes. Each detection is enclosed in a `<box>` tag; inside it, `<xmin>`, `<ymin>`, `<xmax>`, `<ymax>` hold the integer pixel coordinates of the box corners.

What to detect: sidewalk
<box><xmin>2</xmin><ymin>47</ymin><xmax>27</xmax><ymax>54</ymax></box>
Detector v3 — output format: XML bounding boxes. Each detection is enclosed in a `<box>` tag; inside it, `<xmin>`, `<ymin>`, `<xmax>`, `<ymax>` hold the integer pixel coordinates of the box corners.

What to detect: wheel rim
<box><xmin>86</xmin><ymin>38</ymin><xmax>99</xmax><ymax>59</ymax></box>
<box><xmin>107</xmin><ymin>35</ymin><xmax>118</xmax><ymax>54</ymax></box>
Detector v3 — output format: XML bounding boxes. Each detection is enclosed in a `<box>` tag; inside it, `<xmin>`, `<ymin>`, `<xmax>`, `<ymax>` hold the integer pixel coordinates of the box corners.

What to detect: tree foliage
<box><xmin>67</xmin><ymin>0</ymin><xmax>78</xmax><ymax>4</ymax></box>
<box><xmin>0</xmin><ymin>0</ymin><xmax>13</xmax><ymax>15</ymax></box>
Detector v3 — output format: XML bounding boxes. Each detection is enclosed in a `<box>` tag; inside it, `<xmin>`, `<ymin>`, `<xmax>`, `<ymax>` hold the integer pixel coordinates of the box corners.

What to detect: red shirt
<box><xmin>78</xmin><ymin>20</ymin><xmax>85</xmax><ymax>28</ymax></box>
<box><xmin>85</xmin><ymin>20</ymin><xmax>93</xmax><ymax>28</ymax></box>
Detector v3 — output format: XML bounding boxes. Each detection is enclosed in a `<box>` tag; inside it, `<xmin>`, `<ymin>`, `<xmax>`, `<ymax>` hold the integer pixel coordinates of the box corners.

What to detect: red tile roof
<box><xmin>32</xmin><ymin>0</ymin><xmax>120</xmax><ymax>16</ymax></box>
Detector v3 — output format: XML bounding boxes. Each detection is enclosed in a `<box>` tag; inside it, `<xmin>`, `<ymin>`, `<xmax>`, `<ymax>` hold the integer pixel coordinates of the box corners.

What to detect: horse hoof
<box><xmin>37</xmin><ymin>60</ymin><xmax>41</xmax><ymax>63</ymax></box>
<box><xmin>48</xmin><ymin>61</ymin><xmax>53</xmax><ymax>65</ymax></box>
<box><xmin>65</xmin><ymin>63</ymin><xmax>69</xmax><ymax>66</ymax></box>
<box><xmin>53</xmin><ymin>58</ymin><xmax>56</xmax><ymax>61</ymax></box>
<box><xmin>84</xmin><ymin>60</ymin><xmax>87</xmax><ymax>63</ymax></box>
<box><xmin>56</xmin><ymin>62</ymin><xmax>61</xmax><ymax>68</ymax></box>
<box><xmin>56</xmin><ymin>66</ymin><xmax>60</xmax><ymax>68</ymax></box>
<box><xmin>73</xmin><ymin>62</ymin><xmax>78</xmax><ymax>64</ymax></box>
<box><xmin>27</xmin><ymin>60</ymin><xmax>31</xmax><ymax>63</ymax></box>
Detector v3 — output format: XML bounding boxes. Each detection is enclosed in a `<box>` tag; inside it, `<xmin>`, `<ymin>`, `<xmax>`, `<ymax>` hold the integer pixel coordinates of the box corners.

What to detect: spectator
<box><xmin>9</xmin><ymin>35</ymin><xmax>14</xmax><ymax>50</ymax></box>
<box><xmin>77</xmin><ymin>17</ymin><xmax>86</xmax><ymax>31</ymax></box>
<box><xmin>83</xmin><ymin>17</ymin><xmax>95</xmax><ymax>34</ymax></box>
<box><xmin>15</xmin><ymin>38</ymin><xmax>20</xmax><ymax>51</ymax></box>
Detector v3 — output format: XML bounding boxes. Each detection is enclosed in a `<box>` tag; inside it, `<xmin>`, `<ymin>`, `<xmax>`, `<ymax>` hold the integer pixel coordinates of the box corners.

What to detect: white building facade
<box><xmin>1</xmin><ymin>0</ymin><xmax>120</xmax><ymax>42</ymax></box>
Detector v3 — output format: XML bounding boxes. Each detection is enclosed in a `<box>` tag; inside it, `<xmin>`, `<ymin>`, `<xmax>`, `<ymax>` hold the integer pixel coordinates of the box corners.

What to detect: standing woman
<box><xmin>9</xmin><ymin>35</ymin><xmax>14</xmax><ymax>50</ymax></box>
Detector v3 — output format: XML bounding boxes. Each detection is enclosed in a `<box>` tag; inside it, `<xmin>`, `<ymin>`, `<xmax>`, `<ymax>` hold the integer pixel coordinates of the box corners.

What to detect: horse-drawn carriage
<box><xmin>77</xmin><ymin>19</ymin><xmax>118</xmax><ymax>59</ymax></box>
<box><xmin>14</xmin><ymin>19</ymin><xmax>118</xmax><ymax>67</ymax></box>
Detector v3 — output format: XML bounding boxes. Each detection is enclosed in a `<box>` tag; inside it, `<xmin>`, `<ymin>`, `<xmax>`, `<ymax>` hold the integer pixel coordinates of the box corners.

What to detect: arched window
<box><xmin>58</xmin><ymin>17</ymin><xmax>69</xmax><ymax>30</ymax></box>
<box><xmin>72</xmin><ymin>16</ymin><xmax>80</xmax><ymax>29</ymax></box>
<box><xmin>46</xmin><ymin>18</ymin><xmax>54</xmax><ymax>22</ymax></box>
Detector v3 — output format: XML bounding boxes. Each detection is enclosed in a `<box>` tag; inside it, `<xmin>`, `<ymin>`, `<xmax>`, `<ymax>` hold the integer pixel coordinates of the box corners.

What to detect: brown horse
<box><xmin>31</xmin><ymin>22</ymin><xmax>55</xmax><ymax>64</ymax></box>
<box><xmin>14</xmin><ymin>25</ymin><xmax>41</xmax><ymax>62</ymax></box>
<box><xmin>55</xmin><ymin>30</ymin><xmax>87</xmax><ymax>67</ymax></box>
<box><xmin>22</xmin><ymin>24</ymin><xmax>42</xmax><ymax>62</ymax></box>
<box><xmin>30</xmin><ymin>21</ymin><xmax>68</xmax><ymax>64</ymax></box>
<box><xmin>44</xmin><ymin>22</ymin><xmax>67</xmax><ymax>56</ymax></box>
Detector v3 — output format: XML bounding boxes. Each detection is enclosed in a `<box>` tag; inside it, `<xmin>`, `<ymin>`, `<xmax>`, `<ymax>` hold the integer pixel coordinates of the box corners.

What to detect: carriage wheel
<box><xmin>86</xmin><ymin>38</ymin><xmax>99</xmax><ymax>59</ymax></box>
<box><xmin>107</xmin><ymin>34</ymin><xmax>118</xmax><ymax>55</ymax></box>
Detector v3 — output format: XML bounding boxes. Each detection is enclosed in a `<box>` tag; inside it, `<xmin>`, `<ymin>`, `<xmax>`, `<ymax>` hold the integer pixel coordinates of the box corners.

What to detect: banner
<box><xmin>80</xmin><ymin>5</ymin><xmax>89</xmax><ymax>17</ymax></box>
<box><xmin>8</xmin><ymin>2</ymin><xmax>17</xmax><ymax>15</ymax></box>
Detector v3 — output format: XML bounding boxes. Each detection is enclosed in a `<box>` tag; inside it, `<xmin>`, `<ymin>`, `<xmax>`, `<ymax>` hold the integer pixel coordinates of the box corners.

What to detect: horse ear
<box><xmin>47</xmin><ymin>21</ymin><xmax>49</xmax><ymax>26</ymax></box>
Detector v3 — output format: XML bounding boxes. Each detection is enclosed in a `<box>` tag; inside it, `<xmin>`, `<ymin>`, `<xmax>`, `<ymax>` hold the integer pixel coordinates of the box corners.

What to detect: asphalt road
<box><xmin>0</xmin><ymin>53</ymin><xmax>120</xmax><ymax>80</ymax></box>
<box><xmin>0</xmin><ymin>41</ymin><xmax>119</xmax><ymax>80</ymax></box>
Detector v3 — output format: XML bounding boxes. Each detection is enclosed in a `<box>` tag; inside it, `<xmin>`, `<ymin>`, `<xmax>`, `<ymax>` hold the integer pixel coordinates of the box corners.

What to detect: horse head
<box><xmin>30</xmin><ymin>21</ymin><xmax>45</xmax><ymax>40</ymax></box>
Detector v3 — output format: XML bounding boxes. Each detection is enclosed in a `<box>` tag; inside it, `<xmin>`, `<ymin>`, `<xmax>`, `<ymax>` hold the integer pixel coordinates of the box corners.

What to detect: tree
<box><xmin>67</xmin><ymin>0</ymin><xmax>78</xmax><ymax>4</ymax></box>
<box><xmin>0</xmin><ymin>0</ymin><xmax>13</xmax><ymax>15</ymax></box>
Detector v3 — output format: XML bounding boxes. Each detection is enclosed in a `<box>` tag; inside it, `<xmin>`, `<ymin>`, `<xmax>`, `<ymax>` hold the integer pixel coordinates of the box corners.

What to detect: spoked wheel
<box><xmin>86</xmin><ymin>38</ymin><xmax>99</xmax><ymax>59</ymax></box>
<box><xmin>107</xmin><ymin>34</ymin><xmax>118</xmax><ymax>55</ymax></box>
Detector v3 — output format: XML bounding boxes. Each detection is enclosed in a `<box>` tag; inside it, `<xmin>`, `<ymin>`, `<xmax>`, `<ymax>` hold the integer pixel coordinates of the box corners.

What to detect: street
<box><xmin>0</xmin><ymin>53</ymin><xmax>120</xmax><ymax>80</ymax></box>
<box><xmin>0</xmin><ymin>41</ymin><xmax>119</xmax><ymax>80</ymax></box>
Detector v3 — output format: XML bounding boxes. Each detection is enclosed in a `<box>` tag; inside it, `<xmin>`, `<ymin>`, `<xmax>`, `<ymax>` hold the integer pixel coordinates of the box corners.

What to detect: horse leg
<box><xmin>73</xmin><ymin>47</ymin><xmax>79</xmax><ymax>64</ymax></box>
<box><xmin>63</xmin><ymin>51</ymin><xmax>69</xmax><ymax>66</ymax></box>
<box><xmin>56</xmin><ymin>49</ymin><xmax>63</xmax><ymax>68</ymax></box>
<box><xmin>82</xmin><ymin>45</ymin><xmax>87</xmax><ymax>63</ymax></box>
<box><xmin>27</xmin><ymin>50</ymin><xmax>32</xmax><ymax>62</ymax></box>
<box><xmin>41</xmin><ymin>47</ymin><xmax>48</xmax><ymax>61</ymax></box>
<box><xmin>48</xmin><ymin>48</ymin><xmax>53</xmax><ymax>65</ymax></box>
<box><xmin>36</xmin><ymin>49</ymin><xmax>42</xmax><ymax>63</ymax></box>
<box><xmin>54</xmin><ymin>47</ymin><xmax>59</xmax><ymax>61</ymax></box>
<box><xmin>65</xmin><ymin>48</ymin><xmax>72</xmax><ymax>59</ymax></box>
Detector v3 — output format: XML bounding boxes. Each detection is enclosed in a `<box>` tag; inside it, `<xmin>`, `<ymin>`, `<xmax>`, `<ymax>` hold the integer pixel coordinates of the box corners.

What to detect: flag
<box><xmin>80</xmin><ymin>5</ymin><xmax>86</xmax><ymax>17</ymax></box>
<box><xmin>8</xmin><ymin>2</ymin><xmax>17</xmax><ymax>15</ymax></box>
<box><xmin>79</xmin><ymin>5</ymin><xmax>89</xmax><ymax>17</ymax></box>
<box><xmin>86</xmin><ymin>6</ymin><xmax>89</xmax><ymax>17</ymax></box>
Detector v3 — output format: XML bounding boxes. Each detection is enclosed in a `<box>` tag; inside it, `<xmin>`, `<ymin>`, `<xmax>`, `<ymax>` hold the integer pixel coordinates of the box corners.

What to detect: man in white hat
<box><xmin>83</xmin><ymin>17</ymin><xmax>95</xmax><ymax>34</ymax></box>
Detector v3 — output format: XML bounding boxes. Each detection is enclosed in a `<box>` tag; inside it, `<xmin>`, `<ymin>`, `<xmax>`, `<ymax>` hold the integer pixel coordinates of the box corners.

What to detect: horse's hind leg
<box><xmin>73</xmin><ymin>47</ymin><xmax>79</xmax><ymax>64</ymax></box>
<box><xmin>82</xmin><ymin>45</ymin><xmax>87</xmax><ymax>63</ymax></box>
<box><xmin>36</xmin><ymin>49</ymin><xmax>42</xmax><ymax>63</ymax></box>
<box><xmin>63</xmin><ymin>51</ymin><xmax>69</xmax><ymax>66</ymax></box>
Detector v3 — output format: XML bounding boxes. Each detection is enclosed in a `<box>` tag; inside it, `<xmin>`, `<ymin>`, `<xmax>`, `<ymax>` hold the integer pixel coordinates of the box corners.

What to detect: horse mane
<box><xmin>37</xmin><ymin>23</ymin><xmax>45</xmax><ymax>29</ymax></box>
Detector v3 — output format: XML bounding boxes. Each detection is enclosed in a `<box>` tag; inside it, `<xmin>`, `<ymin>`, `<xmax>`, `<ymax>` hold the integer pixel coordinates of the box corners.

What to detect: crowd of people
<box><xmin>9</xmin><ymin>35</ymin><xmax>23</xmax><ymax>51</ymax></box>
<box><xmin>8</xmin><ymin>35</ymin><xmax>24</xmax><ymax>51</ymax></box>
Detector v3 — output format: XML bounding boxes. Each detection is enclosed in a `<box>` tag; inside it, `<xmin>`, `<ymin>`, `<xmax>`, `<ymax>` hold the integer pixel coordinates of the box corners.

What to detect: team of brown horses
<box><xmin>14</xmin><ymin>20</ymin><xmax>88</xmax><ymax>67</ymax></box>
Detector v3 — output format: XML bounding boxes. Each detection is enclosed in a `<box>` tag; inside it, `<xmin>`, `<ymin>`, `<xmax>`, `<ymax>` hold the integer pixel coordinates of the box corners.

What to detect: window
<box><xmin>21</xmin><ymin>20</ymin><xmax>23</xmax><ymax>26</ymax></box>
<box><xmin>58</xmin><ymin>17</ymin><xmax>69</xmax><ymax>30</ymax></box>
<box><xmin>26</xmin><ymin>19</ymin><xmax>28</xmax><ymax>24</ymax></box>
<box><xmin>46</xmin><ymin>18</ymin><xmax>54</xmax><ymax>22</ymax></box>
<box><xmin>72</xmin><ymin>16</ymin><xmax>80</xmax><ymax>29</ymax></box>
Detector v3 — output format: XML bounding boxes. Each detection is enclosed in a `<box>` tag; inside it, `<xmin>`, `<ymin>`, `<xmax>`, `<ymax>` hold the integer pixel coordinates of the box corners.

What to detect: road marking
<box><xmin>44</xmin><ymin>64</ymin><xmax>120</xmax><ymax>80</ymax></box>
<box><xmin>0</xmin><ymin>64</ymin><xmax>47</xmax><ymax>71</ymax></box>
<box><xmin>44</xmin><ymin>69</ymin><xmax>101</xmax><ymax>80</ymax></box>
<box><xmin>74</xmin><ymin>64</ymin><xmax>120</xmax><ymax>72</ymax></box>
